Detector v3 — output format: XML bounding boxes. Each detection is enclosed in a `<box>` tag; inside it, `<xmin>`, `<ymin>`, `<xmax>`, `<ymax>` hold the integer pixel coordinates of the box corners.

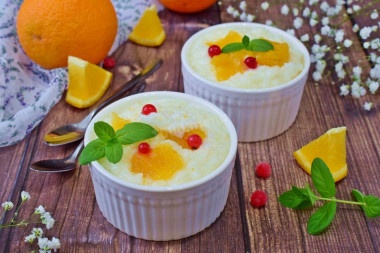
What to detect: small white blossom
<box><xmin>292</xmin><ymin>8</ymin><xmax>299</xmax><ymax>16</ymax></box>
<box><xmin>2</xmin><ymin>201</ymin><xmax>13</xmax><ymax>210</ymax></box>
<box><xmin>32</xmin><ymin>227</ymin><xmax>44</xmax><ymax>238</ymax></box>
<box><xmin>239</xmin><ymin>1</ymin><xmax>247</xmax><ymax>11</ymax></box>
<box><xmin>25</xmin><ymin>234</ymin><xmax>36</xmax><ymax>243</ymax></box>
<box><xmin>281</xmin><ymin>4</ymin><xmax>289</xmax><ymax>15</ymax></box>
<box><xmin>363</xmin><ymin>42</ymin><xmax>370</xmax><ymax>49</ymax></box>
<box><xmin>41</xmin><ymin>212</ymin><xmax>55</xmax><ymax>229</ymax></box>
<box><xmin>364</xmin><ymin>102</ymin><xmax>373</xmax><ymax>111</ymax></box>
<box><xmin>320</xmin><ymin>1</ymin><xmax>329</xmax><ymax>12</ymax></box>
<box><xmin>314</xmin><ymin>34</ymin><xmax>322</xmax><ymax>43</ymax></box>
<box><xmin>300</xmin><ymin>34</ymin><xmax>309</xmax><ymax>42</ymax></box>
<box><xmin>311</xmin><ymin>11</ymin><xmax>318</xmax><ymax>19</ymax></box>
<box><xmin>316</xmin><ymin>60</ymin><xmax>326</xmax><ymax>72</ymax></box>
<box><xmin>335</xmin><ymin>29</ymin><xmax>344</xmax><ymax>43</ymax></box>
<box><xmin>371</xmin><ymin>25</ymin><xmax>378</xmax><ymax>32</ymax></box>
<box><xmin>265</xmin><ymin>20</ymin><xmax>273</xmax><ymax>26</ymax></box>
<box><xmin>353</xmin><ymin>66</ymin><xmax>362</xmax><ymax>78</ymax></box>
<box><xmin>340</xmin><ymin>84</ymin><xmax>350</xmax><ymax>96</ymax></box>
<box><xmin>303</xmin><ymin>7</ymin><xmax>311</xmax><ymax>17</ymax></box>
<box><xmin>334</xmin><ymin>53</ymin><xmax>349</xmax><ymax>63</ymax></box>
<box><xmin>261</xmin><ymin>2</ymin><xmax>269</xmax><ymax>10</ymax></box>
<box><xmin>21</xmin><ymin>191</ymin><xmax>31</xmax><ymax>201</ymax></box>
<box><xmin>310</xmin><ymin>18</ymin><xmax>318</xmax><ymax>26</ymax></box>
<box><xmin>232</xmin><ymin>9</ymin><xmax>240</xmax><ymax>18</ymax></box>
<box><xmin>286</xmin><ymin>29</ymin><xmax>295</xmax><ymax>36</ymax></box>
<box><xmin>246</xmin><ymin>14</ymin><xmax>255</xmax><ymax>22</ymax></box>
<box><xmin>347</xmin><ymin>0</ymin><xmax>353</xmax><ymax>4</ymax></box>
<box><xmin>344</xmin><ymin>39</ymin><xmax>353</xmax><ymax>47</ymax></box>
<box><xmin>293</xmin><ymin>17</ymin><xmax>303</xmax><ymax>29</ymax></box>
<box><xmin>312</xmin><ymin>71</ymin><xmax>322</xmax><ymax>81</ymax></box>
<box><xmin>309</xmin><ymin>0</ymin><xmax>318</xmax><ymax>5</ymax></box>
<box><xmin>370</xmin><ymin>52</ymin><xmax>378</xmax><ymax>63</ymax></box>
<box><xmin>226</xmin><ymin>6</ymin><xmax>235</xmax><ymax>14</ymax></box>
<box><xmin>321</xmin><ymin>25</ymin><xmax>331</xmax><ymax>36</ymax></box>
<box><xmin>353</xmin><ymin>5</ymin><xmax>361</xmax><ymax>12</ymax></box>
<box><xmin>371</xmin><ymin>10</ymin><xmax>379</xmax><ymax>20</ymax></box>
<box><xmin>322</xmin><ymin>17</ymin><xmax>329</xmax><ymax>26</ymax></box>
<box><xmin>370</xmin><ymin>64</ymin><xmax>380</xmax><ymax>79</ymax></box>
<box><xmin>240</xmin><ymin>12</ymin><xmax>247</xmax><ymax>21</ymax></box>
<box><xmin>352</xmin><ymin>24</ymin><xmax>359</xmax><ymax>32</ymax></box>
<box><xmin>371</xmin><ymin>38</ymin><xmax>380</xmax><ymax>49</ymax></box>
<box><xmin>351</xmin><ymin>82</ymin><xmax>362</xmax><ymax>98</ymax></box>
<box><xmin>347</xmin><ymin>8</ymin><xmax>353</xmax><ymax>14</ymax></box>
<box><xmin>38</xmin><ymin>238</ymin><xmax>50</xmax><ymax>252</ymax></box>
<box><xmin>360</xmin><ymin>27</ymin><xmax>372</xmax><ymax>39</ymax></box>
<box><xmin>337</xmin><ymin>69</ymin><xmax>346</xmax><ymax>79</ymax></box>
<box><xmin>47</xmin><ymin>237</ymin><xmax>61</xmax><ymax>252</ymax></box>
<box><xmin>35</xmin><ymin>205</ymin><xmax>46</xmax><ymax>215</ymax></box>
<box><xmin>369</xmin><ymin>81</ymin><xmax>379</xmax><ymax>94</ymax></box>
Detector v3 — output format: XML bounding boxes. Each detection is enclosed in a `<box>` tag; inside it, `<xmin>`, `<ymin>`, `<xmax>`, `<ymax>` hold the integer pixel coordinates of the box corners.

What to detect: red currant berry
<box><xmin>244</xmin><ymin>57</ymin><xmax>258</xmax><ymax>69</ymax></box>
<box><xmin>138</xmin><ymin>142</ymin><xmax>151</xmax><ymax>154</ymax></box>
<box><xmin>103</xmin><ymin>57</ymin><xmax>116</xmax><ymax>69</ymax></box>
<box><xmin>141</xmin><ymin>104</ymin><xmax>157</xmax><ymax>115</ymax></box>
<box><xmin>208</xmin><ymin>45</ymin><xmax>221</xmax><ymax>57</ymax></box>
<box><xmin>250</xmin><ymin>190</ymin><xmax>267</xmax><ymax>207</ymax></box>
<box><xmin>187</xmin><ymin>134</ymin><xmax>202</xmax><ymax>149</ymax></box>
<box><xmin>255</xmin><ymin>162</ymin><xmax>272</xmax><ymax>178</ymax></box>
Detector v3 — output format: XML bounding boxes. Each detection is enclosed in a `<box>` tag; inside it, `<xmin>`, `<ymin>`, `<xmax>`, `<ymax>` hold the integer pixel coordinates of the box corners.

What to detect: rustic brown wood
<box><xmin>1</xmin><ymin>0</ymin><xmax>380</xmax><ymax>252</ymax></box>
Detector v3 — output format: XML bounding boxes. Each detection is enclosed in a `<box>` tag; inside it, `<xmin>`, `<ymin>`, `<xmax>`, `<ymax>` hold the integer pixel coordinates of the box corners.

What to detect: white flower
<box><xmin>334</xmin><ymin>53</ymin><xmax>348</xmax><ymax>63</ymax></box>
<box><xmin>321</xmin><ymin>25</ymin><xmax>331</xmax><ymax>36</ymax></box>
<box><xmin>246</xmin><ymin>14</ymin><xmax>255</xmax><ymax>22</ymax></box>
<box><xmin>340</xmin><ymin>84</ymin><xmax>350</xmax><ymax>96</ymax></box>
<box><xmin>35</xmin><ymin>205</ymin><xmax>46</xmax><ymax>215</ymax></box>
<box><xmin>261</xmin><ymin>2</ymin><xmax>269</xmax><ymax>10</ymax></box>
<box><xmin>344</xmin><ymin>39</ymin><xmax>353</xmax><ymax>47</ymax></box>
<box><xmin>335</xmin><ymin>62</ymin><xmax>343</xmax><ymax>72</ymax></box>
<box><xmin>353</xmin><ymin>66</ymin><xmax>362</xmax><ymax>78</ymax></box>
<box><xmin>371</xmin><ymin>38</ymin><xmax>380</xmax><ymax>49</ymax></box>
<box><xmin>25</xmin><ymin>234</ymin><xmax>36</xmax><ymax>244</ymax></box>
<box><xmin>353</xmin><ymin>5</ymin><xmax>361</xmax><ymax>12</ymax></box>
<box><xmin>371</xmin><ymin>25</ymin><xmax>378</xmax><ymax>32</ymax></box>
<box><xmin>335</xmin><ymin>29</ymin><xmax>344</xmax><ymax>43</ymax></box>
<box><xmin>2</xmin><ymin>201</ymin><xmax>14</xmax><ymax>210</ymax></box>
<box><xmin>347</xmin><ymin>8</ymin><xmax>353</xmax><ymax>14</ymax></box>
<box><xmin>360</xmin><ymin>27</ymin><xmax>372</xmax><ymax>39</ymax></box>
<box><xmin>310</xmin><ymin>18</ymin><xmax>318</xmax><ymax>26</ymax></box>
<box><xmin>322</xmin><ymin>17</ymin><xmax>329</xmax><ymax>26</ymax></box>
<box><xmin>38</xmin><ymin>238</ymin><xmax>50</xmax><ymax>251</ymax></box>
<box><xmin>293</xmin><ymin>17</ymin><xmax>303</xmax><ymax>29</ymax></box>
<box><xmin>371</xmin><ymin>11</ymin><xmax>379</xmax><ymax>19</ymax></box>
<box><xmin>352</xmin><ymin>24</ymin><xmax>359</xmax><ymax>32</ymax></box>
<box><xmin>303</xmin><ymin>7</ymin><xmax>310</xmax><ymax>17</ymax></box>
<box><xmin>41</xmin><ymin>212</ymin><xmax>55</xmax><ymax>229</ymax></box>
<box><xmin>347</xmin><ymin>0</ymin><xmax>353</xmax><ymax>4</ymax></box>
<box><xmin>265</xmin><ymin>20</ymin><xmax>273</xmax><ymax>26</ymax></box>
<box><xmin>21</xmin><ymin>191</ymin><xmax>31</xmax><ymax>201</ymax></box>
<box><xmin>312</xmin><ymin>71</ymin><xmax>322</xmax><ymax>81</ymax></box>
<box><xmin>337</xmin><ymin>69</ymin><xmax>346</xmax><ymax>79</ymax></box>
<box><xmin>309</xmin><ymin>0</ymin><xmax>318</xmax><ymax>5</ymax></box>
<box><xmin>226</xmin><ymin>6</ymin><xmax>235</xmax><ymax>14</ymax></box>
<box><xmin>286</xmin><ymin>29</ymin><xmax>295</xmax><ymax>36</ymax></box>
<box><xmin>32</xmin><ymin>227</ymin><xmax>44</xmax><ymax>238</ymax></box>
<box><xmin>314</xmin><ymin>34</ymin><xmax>322</xmax><ymax>43</ymax></box>
<box><xmin>370</xmin><ymin>64</ymin><xmax>380</xmax><ymax>79</ymax></box>
<box><xmin>369</xmin><ymin>81</ymin><xmax>379</xmax><ymax>94</ymax></box>
<box><xmin>320</xmin><ymin>1</ymin><xmax>329</xmax><ymax>12</ymax></box>
<box><xmin>47</xmin><ymin>237</ymin><xmax>61</xmax><ymax>252</ymax></box>
<box><xmin>363</xmin><ymin>42</ymin><xmax>370</xmax><ymax>49</ymax></box>
<box><xmin>370</xmin><ymin>52</ymin><xmax>378</xmax><ymax>63</ymax></box>
<box><xmin>364</xmin><ymin>102</ymin><xmax>373</xmax><ymax>111</ymax></box>
<box><xmin>316</xmin><ymin>60</ymin><xmax>326</xmax><ymax>72</ymax></box>
<box><xmin>240</xmin><ymin>12</ymin><xmax>247</xmax><ymax>21</ymax></box>
<box><xmin>281</xmin><ymin>4</ymin><xmax>289</xmax><ymax>15</ymax></box>
<box><xmin>292</xmin><ymin>8</ymin><xmax>299</xmax><ymax>16</ymax></box>
<box><xmin>239</xmin><ymin>1</ymin><xmax>247</xmax><ymax>11</ymax></box>
<box><xmin>232</xmin><ymin>9</ymin><xmax>240</xmax><ymax>18</ymax></box>
<box><xmin>311</xmin><ymin>11</ymin><xmax>318</xmax><ymax>19</ymax></box>
<box><xmin>300</xmin><ymin>34</ymin><xmax>309</xmax><ymax>42</ymax></box>
<box><xmin>351</xmin><ymin>82</ymin><xmax>363</xmax><ymax>98</ymax></box>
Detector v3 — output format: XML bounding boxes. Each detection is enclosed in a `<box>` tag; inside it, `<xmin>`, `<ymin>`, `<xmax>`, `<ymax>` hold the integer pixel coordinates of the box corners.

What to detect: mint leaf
<box><xmin>242</xmin><ymin>35</ymin><xmax>250</xmax><ymax>48</ymax></box>
<box><xmin>249</xmin><ymin>39</ymin><xmax>274</xmax><ymax>52</ymax></box>
<box><xmin>305</xmin><ymin>184</ymin><xmax>317</xmax><ymax>205</ymax></box>
<box><xmin>292</xmin><ymin>186</ymin><xmax>313</xmax><ymax>209</ymax></box>
<box><xmin>311</xmin><ymin>158</ymin><xmax>336</xmax><ymax>198</ymax></box>
<box><xmin>363</xmin><ymin>195</ymin><xmax>380</xmax><ymax>218</ymax></box>
<box><xmin>278</xmin><ymin>187</ymin><xmax>312</xmax><ymax>210</ymax></box>
<box><xmin>94</xmin><ymin>121</ymin><xmax>116</xmax><ymax>142</ymax></box>
<box><xmin>116</xmin><ymin>122</ymin><xmax>158</xmax><ymax>145</ymax></box>
<box><xmin>352</xmin><ymin>189</ymin><xmax>365</xmax><ymax>203</ymax></box>
<box><xmin>79</xmin><ymin>139</ymin><xmax>106</xmax><ymax>165</ymax></box>
<box><xmin>105</xmin><ymin>141</ymin><xmax>123</xmax><ymax>164</ymax></box>
<box><xmin>307</xmin><ymin>201</ymin><xmax>337</xmax><ymax>235</ymax></box>
<box><xmin>221</xmin><ymin>43</ymin><xmax>245</xmax><ymax>53</ymax></box>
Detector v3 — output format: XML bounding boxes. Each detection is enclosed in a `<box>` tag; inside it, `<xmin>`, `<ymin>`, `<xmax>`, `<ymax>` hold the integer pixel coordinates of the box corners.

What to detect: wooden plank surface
<box><xmin>1</xmin><ymin>0</ymin><xmax>380</xmax><ymax>252</ymax></box>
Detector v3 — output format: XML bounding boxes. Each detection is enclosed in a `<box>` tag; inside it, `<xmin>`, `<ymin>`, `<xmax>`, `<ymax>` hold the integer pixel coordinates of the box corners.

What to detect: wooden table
<box><xmin>1</xmin><ymin>1</ymin><xmax>380</xmax><ymax>252</ymax></box>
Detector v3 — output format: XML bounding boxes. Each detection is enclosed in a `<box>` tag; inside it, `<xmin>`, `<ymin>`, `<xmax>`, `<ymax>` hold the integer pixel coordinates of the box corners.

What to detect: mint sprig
<box><xmin>278</xmin><ymin>158</ymin><xmax>380</xmax><ymax>235</ymax></box>
<box><xmin>221</xmin><ymin>35</ymin><xmax>274</xmax><ymax>53</ymax></box>
<box><xmin>79</xmin><ymin>121</ymin><xmax>158</xmax><ymax>165</ymax></box>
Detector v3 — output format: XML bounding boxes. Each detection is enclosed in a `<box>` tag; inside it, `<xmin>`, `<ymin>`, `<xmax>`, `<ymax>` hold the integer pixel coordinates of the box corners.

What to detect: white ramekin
<box><xmin>84</xmin><ymin>91</ymin><xmax>237</xmax><ymax>241</ymax></box>
<box><xmin>181</xmin><ymin>22</ymin><xmax>311</xmax><ymax>142</ymax></box>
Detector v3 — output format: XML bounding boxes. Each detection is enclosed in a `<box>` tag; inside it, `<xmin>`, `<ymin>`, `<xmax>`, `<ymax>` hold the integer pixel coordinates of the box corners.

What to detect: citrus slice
<box><xmin>293</xmin><ymin>127</ymin><xmax>347</xmax><ymax>182</ymax></box>
<box><xmin>66</xmin><ymin>56</ymin><xmax>112</xmax><ymax>108</ymax></box>
<box><xmin>128</xmin><ymin>5</ymin><xmax>166</xmax><ymax>46</ymax></box>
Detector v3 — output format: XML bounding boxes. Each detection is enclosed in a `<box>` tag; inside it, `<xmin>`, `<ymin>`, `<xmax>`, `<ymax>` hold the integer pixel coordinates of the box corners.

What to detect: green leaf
<box><xmin>105</xmin><ymin>141</ymin><xmax>123</xmax><ymax>164</ymax></box>
<box><xmin>292</xmin><ymin>186</ymin><xmax>313</xmax><ymax>209</ymax></box>
<box><xmin>221</xmin><ymin>42</ymin><xmax>245</xmax><ymax>53</ymax></box>
<box><xmin>249</xmin><ymin>39</ymin><xmax>274</xmax><ymax>52</ymax></box>
<box><xmin>242</xmin><ymin>35</ymin><xmax>250</xmax><ymax>48</ymax></box>
<box><xmin>116</xmin><ymin>122</ymin><xmax>158</xmax><ymax>145</ymax></box>
<box><xmin>307</xmin><ymin>201</ymin><xmax>337</xmax><ymax>235</ymax></box>
<box><xmin>79</xmin><ymin>139</ymin><xmax>106</xmax><ymax>165</ymax></box>
<box><xmin>352</xmin><ymin>189</ymin><xmax>365</xmax><ymax>203</ymax></box>
<box><xmin>305</xmin><ymin>184</ymin><xmax>317</xmax><ymax>205</ymax></box>
<box><xmin>363</xmin><ymin>195</ymin><xmax>380</xmax><ymax>218</ymax></box>
<box><xmin>311</xmin><ymin>158</ymin><xmax>336</xmax><ymax>198</ymax></box>
<box><xmin>94</xmin><ymin>121</ymin><xmax>116</xmax><ymax>142</ymax></box>
<box><xmin>278</xmin><ymin>187</ymin><xmax>312</xmax><ymax>210</ymax></box>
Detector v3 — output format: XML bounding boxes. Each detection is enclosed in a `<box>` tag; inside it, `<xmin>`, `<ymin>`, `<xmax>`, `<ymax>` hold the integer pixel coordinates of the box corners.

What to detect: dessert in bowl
<box><xmin>84</xmin><ymin>91</ymin><xmax>237</xmax><ymax>240</ymax></box>
<box><xmin>181</xmin><ymin>22</ymin><xmax>311</xmax><ymax>142</ymax></box>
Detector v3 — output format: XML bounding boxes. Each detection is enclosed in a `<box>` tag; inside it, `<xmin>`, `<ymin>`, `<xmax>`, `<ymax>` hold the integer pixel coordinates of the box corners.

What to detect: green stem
<box><xmin>0</xmin><ymin>221</ymin><xmax>28</xmax><ymax>228</ymax></box>
<box><xmin>316</xmin><ymin>196</ymin><xmax>365</xmax><ymax>206</ymax></box>
<box><xmin>0</xmin><ymin>210</ymin><xmax>5</xmax><ymax>222</ymax></box>
<box><xmin>11</xmin><ymin>200</ymin><xmax>25</xmax><ymax>222</ymax></box>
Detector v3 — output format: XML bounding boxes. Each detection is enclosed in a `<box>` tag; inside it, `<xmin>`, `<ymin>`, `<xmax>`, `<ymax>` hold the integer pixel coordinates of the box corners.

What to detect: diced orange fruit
<box><xmin>111</xmin><ymin>112</ymin><xmax>130</xmax><ymax>131</ymax></box>
<box><xmin>208</xmin><ymin>31</ymin><xmax>291</xmax><ymax>81</ymax></box>
<box><xmin>131</xmin><ymin>143</ymin><xmax>185</xmax><ymax>180</ymax></box>
<box><xmin>160</xmin><ymin>127</ymin><xmax>206</xmax><ymax>149</ymax></box>
<box><xmin>293</xmin><ymin>127</ymin><xmax>348</xmax><ymax>182</ymax></box>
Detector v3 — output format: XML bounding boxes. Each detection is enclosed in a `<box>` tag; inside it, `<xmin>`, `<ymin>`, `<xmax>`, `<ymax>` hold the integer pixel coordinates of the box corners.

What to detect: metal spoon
<box><xmin>30</xmin><ymin>82</ymin><xmax>146</xmax><ymax>172</ymax></box>
<box><xmin>44</xmin><ymin>59</ymin><xmax>162</xmax><ymax>146</ymax></box>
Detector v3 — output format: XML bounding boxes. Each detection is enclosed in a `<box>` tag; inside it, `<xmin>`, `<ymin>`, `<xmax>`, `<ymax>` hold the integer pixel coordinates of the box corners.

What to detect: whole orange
<box><xmin>159</xmin><ymin>0</ymin><xmax>217</xmax><ymax>13</ymax></box>
<box><xmin>17</xmin><ymin>0</ymin><xmax>118</xmax><ymax>69</ymax></box>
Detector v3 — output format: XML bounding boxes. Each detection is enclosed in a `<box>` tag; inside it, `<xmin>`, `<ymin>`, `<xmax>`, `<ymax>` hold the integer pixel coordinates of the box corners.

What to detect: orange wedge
<box><xmin>66</xmin><ymin>56</ymin><xmax>112</xmax><ymax>108</ymax></box>
<box><xmin>293</xmin><ymin>127</ymin><xmax>347</xmax><ymax>182</ymax></box>
<box><xmin>128</xmin><ymin>5</ymin><xmax>165</xmax><ymax>46</ymax></box>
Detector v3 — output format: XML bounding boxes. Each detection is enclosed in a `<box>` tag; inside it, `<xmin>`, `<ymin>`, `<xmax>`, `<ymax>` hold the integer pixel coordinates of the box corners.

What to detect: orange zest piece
<box><xmin>111</xmin><ymin>112</ymin><xmax>131</xmax><ymax>131</ymax></box>
<box><xmin>131</xmin><ymin>143</ymin><xmax>185</xmax><ymax>181</ymax></box>
<box><xmin>293</xmin><ymin>127</ymin><xmax>348</xmax><ymax>182</ymax></box>
<box><xmin>160</xmin><ymin>128</ymin><xmax>206</xmax><ymax>149</ymax></box>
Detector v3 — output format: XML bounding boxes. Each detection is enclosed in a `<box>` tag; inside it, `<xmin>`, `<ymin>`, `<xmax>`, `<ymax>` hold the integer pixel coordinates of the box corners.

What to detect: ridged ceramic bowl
<box><xmin>84</xmin><ymin>91</ymin><xmax>238</xmax><ymax>241</ymax></box>
<box><xmin>181</xmin><ymin>22</ymin><xmax>311</xmax><ymax>142</ymax></box>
